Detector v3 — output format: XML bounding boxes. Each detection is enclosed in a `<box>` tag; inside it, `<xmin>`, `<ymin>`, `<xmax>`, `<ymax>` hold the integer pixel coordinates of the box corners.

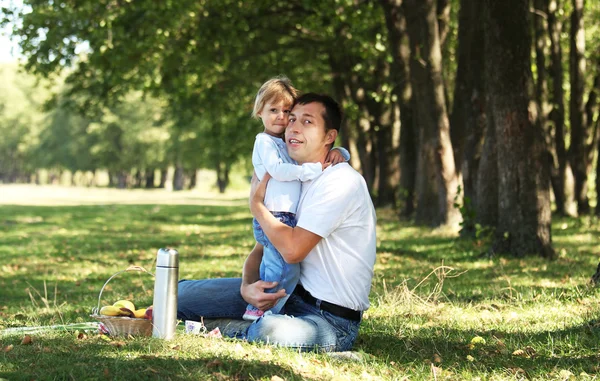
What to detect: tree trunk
<box><xmin>547</xmin><ymin>0</ymin><xmax>576</xmax><ymax>216</ymax></box>
<box><xmin>145</xmin><ymin>169</ymin><xmax>155</xmax><ymax>188</ymax></box>
<box><xmin>216</xmin><ymin>162</ymin><xmax>229</xmax><ymax>193</ymax></box>
<box><xmin>450</xmin><ymin>0</ymin><xmax>486</xmax><ymax>236</ymax></box>
<box><xmin>436</xmin><ymin>0</ymin><xmax>450</xmax><ymax>46</ymax></box>
<box><xmin>351</xmin><ymin>84</ymin><xmax>377</xmax><ymax>193</ymax></box>
<box><xmin>533</xmin><ymin>0</ymin><xmax>549</xmax><ymax>124</ymax></box>
<box><xmin>568</xmin><ymin>0</ymin><xmax>589</xmax><ymax>214</ymax></box>
<box><xmin>117</xmin><ymin>171</ymin><xmax>128</xmax><ymax>189</ymax></box>
<box><xmin>329</xmin><ymin>56</ymin><xmax>356</xmax><ymax>171</ymax></box>
<box><xmin>368</xmin><ymin>59</ymin><xmax>399</xmax><ymax>207</ymax></box>
<box><xmin>159</xmin><ymin>168</ymin><xmax>168</xmax><ymax>188</ymax></box>
<box><xmin>380</xmin><ymin>0</ymin><xmax>417</xmax><ymax>217</ymax></box>
<box><xmin>404</xmin><ymin>0</ymin><xmax>460</xmax><ymax>227</ymax></box>
<box><xmin>584</xmin><ymin>71</ymin><xmax>600</xmax><ymax>182</ymax></box>
<box><xmin>107</xmin><ymin>171</ymin><xmax>115</xmax><ymax>187</ymax></box>
<box><xmin>188</xmin><ymin>169</ymin><xmax>197</xmax><ymax>190</ymax></box>
<box><xmin>596</xmin><ymin>122</ymin><xmax>600</xmax><ymax>216</ymax></box>
<box><xmin>484</xmin><ymin>0</ymin><xmax>554</xmax><ymax>258</ymax></box>
<box><xmin>475</xmin><ymin>101</ymin><xmax>498</xmax><ymax>229</ymax></box>
<box><xmin>133</xmin><ymin>169</ymin><xmax>143</xmax><ymax>188</ymax></box>
<box><xmin>173</xmin><ymin>164</ymin><xmax>184</xmax><ymax>191</ymax></box>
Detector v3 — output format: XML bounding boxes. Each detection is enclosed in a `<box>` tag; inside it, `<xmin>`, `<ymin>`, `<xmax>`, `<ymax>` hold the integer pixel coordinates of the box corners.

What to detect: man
<box><xmin>177</xmin><ymin>93</ymin><xmax>376</xmax><ymax>352</ymax></box>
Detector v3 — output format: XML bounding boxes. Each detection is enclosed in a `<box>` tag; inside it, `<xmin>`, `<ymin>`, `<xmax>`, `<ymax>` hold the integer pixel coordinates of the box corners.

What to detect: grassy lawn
<box><xmin>1</xmin><ymin>184</ymin><xmax>600</xmax><ymax>380</ymax></box>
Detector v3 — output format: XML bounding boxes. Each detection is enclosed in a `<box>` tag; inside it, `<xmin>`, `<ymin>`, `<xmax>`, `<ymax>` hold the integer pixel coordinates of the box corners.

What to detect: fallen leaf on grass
<box><xmin>508</xmin><ymin>367</ymin><xmax>527</xmax><ymax>377</ymax></box>
<box><xmin>432</xmin><ymin>353</ymin><xmax>442</xmax><ymax>363</ymax></box>
<box><xmin>207</xmin><ymin>360</ymin><xmax>223</xmax><ymax>369</ymax></box>
<box><xmin>3</xmin><ymin>344</ymin><xmax>14</xmax><ymax>353</ymax></box>
<box><xmin>21</xmin><ymin>335</ymin><xmax>32</xmax><ymax>345</ymax></box>
<box><xmin>512</xmin><ymin>346</ymin><xmax>536</xmax><ymax>358</ymax></box>
<box><xmin>211</xmin><ymin>372</ymin><xmax>227</xmax><ymax>380</ymax></box>
<box><xmin>103</xmin><ymin>368</ymin><xmax>110</xmax><ymax>378</ymax></box>
<box><xmin>170</xmin><ymin>345</ymin><xmax>181</xmax><ymax>350</ymax></box>
<box><xmin>109</xmin><ymin>341</ymin><xmax>126</xmax><ymax>348</ymax></box>
<box><xmin>144</xmin><ymin>367</ymin><xmax>159</xmax><ymax>374</ymax></box>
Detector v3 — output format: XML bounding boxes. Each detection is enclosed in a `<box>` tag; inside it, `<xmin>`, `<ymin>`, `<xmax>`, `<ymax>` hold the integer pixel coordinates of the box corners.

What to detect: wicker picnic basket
<box><xmin>90</xmin><ymin>266</ymin><xmax>154</xmax><ymax>337</ymax></box>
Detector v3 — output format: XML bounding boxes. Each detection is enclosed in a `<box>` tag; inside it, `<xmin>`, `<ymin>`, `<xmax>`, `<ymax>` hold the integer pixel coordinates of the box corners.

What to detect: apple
<box><xmin>144</xmin><ymin>306</ymin><xmax>153</xmax><ymax>321</ymax></box>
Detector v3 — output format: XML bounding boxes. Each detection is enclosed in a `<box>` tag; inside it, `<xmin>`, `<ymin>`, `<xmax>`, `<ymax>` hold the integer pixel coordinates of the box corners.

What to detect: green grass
<box><xmin>1</xmin><ymin>185</ymin><xmax>600</xmax><ymax>380</ymax></box>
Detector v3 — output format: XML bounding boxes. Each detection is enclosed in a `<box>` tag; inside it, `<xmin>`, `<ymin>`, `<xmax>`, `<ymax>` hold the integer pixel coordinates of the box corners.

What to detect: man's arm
<box><xmin>240</xmin><ymin>242</ymin><xmax>286</xmax><ymax>311</ymax></box>
<box><xmin>249</xmin><ymin>173</ymin><xmax>322</xmax><ymax>264</ymax></box>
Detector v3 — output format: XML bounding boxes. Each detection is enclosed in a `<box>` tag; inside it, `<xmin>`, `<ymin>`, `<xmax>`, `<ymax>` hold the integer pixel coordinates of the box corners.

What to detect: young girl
<box><xmin>243</xmin><ymin>76</ymin><xmax>349</xmax><ymax>321</ymax></box>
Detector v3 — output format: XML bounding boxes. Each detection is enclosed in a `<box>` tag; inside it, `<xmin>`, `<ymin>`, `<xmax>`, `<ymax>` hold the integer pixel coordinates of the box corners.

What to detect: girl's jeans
<box><xmin>177</xmin><ymin>277</ymin><xmax>361</xmax><ymax>352</ymax></box>
<box><xmin>246</xmin><ymin>212</ymin><xmax>299</xmax><ymax>315</ymax></box>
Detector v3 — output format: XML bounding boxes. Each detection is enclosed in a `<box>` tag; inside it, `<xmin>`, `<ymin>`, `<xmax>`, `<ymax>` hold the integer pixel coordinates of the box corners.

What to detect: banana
<box><xmin>113</xmin><ymin>300</ymin><xmax>135</xmax><ymax>312</ymax></box>
<box><xmin>99</xmin><ymin>305</ymin><xmax>123</xmax><ymax>316</ymax></box>
<box><xmin>133</xmin><ymin>308</ymin><xmax>147</xmax><ymax>319</ymax></box>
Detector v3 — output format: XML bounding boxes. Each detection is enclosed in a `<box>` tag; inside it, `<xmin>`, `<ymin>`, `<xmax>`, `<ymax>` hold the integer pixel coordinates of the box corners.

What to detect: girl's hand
<box><xmin>325</xmin><ymin>149</ymin><xmax>345</xmax><ymax>166</ymax></box>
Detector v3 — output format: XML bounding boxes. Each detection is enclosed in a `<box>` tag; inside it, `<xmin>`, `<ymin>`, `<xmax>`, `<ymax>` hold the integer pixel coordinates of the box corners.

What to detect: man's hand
<box><xmin>240</xmin><ymin>280</ymin><xmax>287</xmax><ymax>311</ymax></box>
<box><xmin>325</xmin><ymin>149</ymin><xmax>345</xmax><ymax>166</ymax></box>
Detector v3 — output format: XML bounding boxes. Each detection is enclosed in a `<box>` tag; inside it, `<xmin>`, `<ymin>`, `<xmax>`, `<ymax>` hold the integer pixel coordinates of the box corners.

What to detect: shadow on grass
<box><xmin>356</xmin><ymin>315</ymin><xmax>600</xmax><ymax>377</ymax></box>
<box><xmin>0</xmin><ymin>336</ymin><xmax>306</xmax><ymax>380</ymax></box>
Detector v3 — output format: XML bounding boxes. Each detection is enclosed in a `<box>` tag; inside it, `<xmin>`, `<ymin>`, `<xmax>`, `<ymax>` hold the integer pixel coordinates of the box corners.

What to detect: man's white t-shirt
<box><xmin>295</xmin><ymin>163</ymin><xmax>377</xmax><ymax>311</ymax></box>
<box><xmin>252</xmin><ymin>133</ymin><xmax>322</xmax><ymax>214</ymax></box>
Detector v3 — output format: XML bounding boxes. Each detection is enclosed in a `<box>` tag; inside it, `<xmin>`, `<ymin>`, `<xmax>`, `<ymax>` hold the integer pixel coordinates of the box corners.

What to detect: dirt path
<box><xmin>0</xmin><ymin>185</ymin><xmax>248</xmax><ymax>206</ymax></box>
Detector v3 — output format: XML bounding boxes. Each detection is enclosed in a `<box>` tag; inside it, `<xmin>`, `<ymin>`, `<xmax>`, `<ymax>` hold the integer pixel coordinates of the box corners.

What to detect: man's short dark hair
<box><xmin>293</xmin><ymin>93</ymin><xmax>343</xmax><ymax>132</ymax></box>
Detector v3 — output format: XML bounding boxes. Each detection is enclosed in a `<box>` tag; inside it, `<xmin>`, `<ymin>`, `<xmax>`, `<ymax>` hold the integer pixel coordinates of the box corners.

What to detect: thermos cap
<box><xmin>156</xmin><ymin>248</ymin><xmax>179</xmax><ymax>268</ymax></box>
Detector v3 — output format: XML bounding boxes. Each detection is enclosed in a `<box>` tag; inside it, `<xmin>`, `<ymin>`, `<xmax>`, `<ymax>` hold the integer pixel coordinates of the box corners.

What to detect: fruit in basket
<box><xmin>113</xmin><ymin>300</ymin><xmax>136</xmax><ymax>312</ymax></box>
<box><xmin>133</xmin><ymin>308</ymin><xmax>147</xmax><ymax>319</ymax></box>
<box><xmin>118</xmin><ymin>307</ymin><xmax>134</xmax><ymax>317</ymax></box>
<box><xmin>100</xmin><ymin>305</ymin><xmax>124</xmax><ymax>316</ymax></box>
<box><xmin>144</xmin><ymin>306</ymin><xmax>153</xmax><ymax>320</ymax></box>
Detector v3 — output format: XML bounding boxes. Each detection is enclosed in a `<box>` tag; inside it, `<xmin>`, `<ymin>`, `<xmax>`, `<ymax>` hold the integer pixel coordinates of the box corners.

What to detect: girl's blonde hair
<box><xmin>252</xmin><ymin>75</ymin><xmax>298</xmax><ymax>119</ymax></box>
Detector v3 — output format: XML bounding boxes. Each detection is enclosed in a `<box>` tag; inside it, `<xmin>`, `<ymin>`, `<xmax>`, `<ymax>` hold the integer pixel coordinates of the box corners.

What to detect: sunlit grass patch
<box><xmin>2</xmin><ymin>186</ymin><xmax>600</xmax><ymax>380</ymax></box>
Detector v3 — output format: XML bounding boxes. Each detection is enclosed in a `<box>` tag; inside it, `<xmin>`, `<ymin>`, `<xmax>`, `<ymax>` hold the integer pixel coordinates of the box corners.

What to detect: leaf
<box><xmin>21</xmin><ymin>335</ymin><xmax>32</xmax><ymax>345</ymax></box>
<box><xmin>109</xmin><ymin>341</ymin><xmax>126</xmax><ymax>348</ymax></box>
<box><xmin>466</xmin><ymin>355</ymin><xmax>475</xmax><ymax>362</ymax></box>
<box><xmin>3</xmin><ymin>344</ymin><xmax>14</xmax><ymax>353</ymax></box>
<box><xmin>207</xmin><ymin>360</ymin><xmax>223</xmax><ymax>369</ymax></box>
<box><xmin>432</xmin><ymin>353</ymin><xmax>442</xmax><ymax>363</ymax></box>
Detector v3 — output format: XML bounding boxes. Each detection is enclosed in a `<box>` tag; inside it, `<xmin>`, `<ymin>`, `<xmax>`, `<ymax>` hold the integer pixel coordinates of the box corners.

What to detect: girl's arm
<box><xmin>326</xmin><ymin>146</ymin><xmax>351</xmax><ymax>165</ymax></box>
<box><xmin>254</xmin><ymin>136</ymin><xmax>322</xmax><ymax>182</ymax></box>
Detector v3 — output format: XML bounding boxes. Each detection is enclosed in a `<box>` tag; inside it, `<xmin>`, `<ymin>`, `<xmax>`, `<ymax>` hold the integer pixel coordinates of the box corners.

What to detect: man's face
<box><xmin>285</xmin><ymin>102</ymin><xmax>334</xmax><ymax>164</ymax></box>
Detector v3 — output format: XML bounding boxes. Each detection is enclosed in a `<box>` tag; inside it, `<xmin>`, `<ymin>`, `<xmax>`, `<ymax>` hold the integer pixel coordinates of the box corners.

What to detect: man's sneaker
<box><xmin>242</xmin><ymin>309</ymin><xmax>264</xmax><ymax>321</ymax></box>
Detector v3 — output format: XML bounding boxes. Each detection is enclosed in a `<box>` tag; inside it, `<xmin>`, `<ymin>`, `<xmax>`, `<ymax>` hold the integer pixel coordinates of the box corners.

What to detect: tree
<box><xmin>546</xmin><ymin>0</ymin><xmax>577</xmax><ymax>216</ymax></box>
<box><xmin>483</xmin><ymin>0</ymin><xmax>554</xmax><ymax>258</ymax></box>
<box><xmin>379</xmin><ymin>0</ymin><xmax>417</xmax><ymax>217</ymax></box>
<box><xmin>450</xmin><ymin>0</ymin><xmax>486</xmax><ymax>236</ymax></box>
<box><xmin>403</xmin><ymin>0</ymin><xmax>460</xmax><ymax>227</ymax></box>
<box><xmin>568</xmin><ymin>0</ymin><xmax>590</xmax><ymax>214</ymax></box>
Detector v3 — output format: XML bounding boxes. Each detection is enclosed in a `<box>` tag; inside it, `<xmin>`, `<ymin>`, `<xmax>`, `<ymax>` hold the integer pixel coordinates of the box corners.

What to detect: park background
<box><xmin>2</xmin><ymin>0</ymin><xmax>600</xmax><ymax>380</ymax></box>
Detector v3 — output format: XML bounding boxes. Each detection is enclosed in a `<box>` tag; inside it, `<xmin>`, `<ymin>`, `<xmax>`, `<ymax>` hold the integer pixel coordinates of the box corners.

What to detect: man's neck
<box><xmin>296</xmin><ymin>150</ymin><xmax>329</xmax><ymax>165</ymax></box>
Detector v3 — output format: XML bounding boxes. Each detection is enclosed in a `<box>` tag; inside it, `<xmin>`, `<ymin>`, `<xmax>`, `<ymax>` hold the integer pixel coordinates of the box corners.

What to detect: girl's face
<box><xmin>258</xmin><ymin>99</ymin><xmax>292</xmax><ymax>138</ymax></box>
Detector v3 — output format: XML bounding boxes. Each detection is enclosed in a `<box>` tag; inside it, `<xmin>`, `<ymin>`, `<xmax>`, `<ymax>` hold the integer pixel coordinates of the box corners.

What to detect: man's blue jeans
<box><xmin>177</xmin><ymin>277</ymin><xmax>361</xmax><ymax>352</ymax></box>
<box><xmin>247</xmin><ymin>213</ymin><xmax>299</xmax><ymax>315</ymax></box>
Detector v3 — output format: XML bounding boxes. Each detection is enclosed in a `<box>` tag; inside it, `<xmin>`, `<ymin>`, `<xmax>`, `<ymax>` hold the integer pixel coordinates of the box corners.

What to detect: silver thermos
<box><xmin>152</xmin><ymin>248</ymin><xmax>179</xmax><ymax>339</ymax></box>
